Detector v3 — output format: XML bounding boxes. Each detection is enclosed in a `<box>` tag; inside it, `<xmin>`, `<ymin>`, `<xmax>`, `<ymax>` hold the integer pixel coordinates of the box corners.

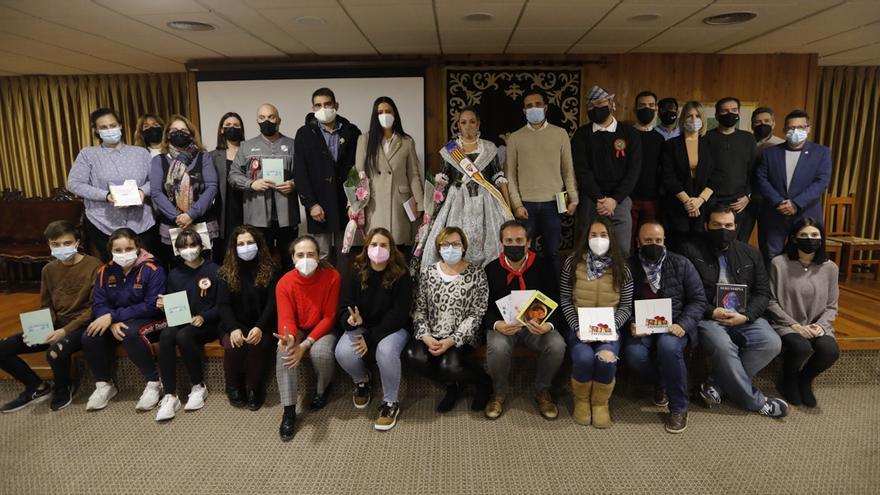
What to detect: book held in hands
<box><xmin>716</xmin><ymin>283</ymin><xmax>748</xmax><ymax>314</ymax></box>
<box><xmin>576</xmin><ymin>307</ymin><xmax>617</xmax><ymax>342</ymax></box>
<box><xmin>634</xmin><ymin>298</ymin><xmax>673</xmax><ymax>335</ymax></box>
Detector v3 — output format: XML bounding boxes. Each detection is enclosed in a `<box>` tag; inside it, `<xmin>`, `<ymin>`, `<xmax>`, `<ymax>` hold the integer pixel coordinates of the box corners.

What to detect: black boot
<box><xmin>437</xmin><ymin>383</ymin><xmax>461</xmax><ymax>413</ymax></box>
<box><xmin>780</xmin><ymin>375</ymin><xmax>802</xmax><ymax>406</ymax></box>
<box><xmin>279</xmin><ymin>409</ymin><xmax>296</xmax><ymax>442</ymax></box>
<box><xmin>226</xmin><ymin>387</ymin><xmax>245</xmax><ymax>408</ymax></box>
<box><xmin>471</xmin><ymin>375</ymin><xmax>492</xmax><ymax>412</ymax></box>
<box><xmin>246</xmin><ymin>388</ymin><xmax>264</xmax><ymax>411</ymax></box>
<box><xmin>799</xmin><ymin>376</ymin><xmax>817</xmax><ymax>408</ymax></box>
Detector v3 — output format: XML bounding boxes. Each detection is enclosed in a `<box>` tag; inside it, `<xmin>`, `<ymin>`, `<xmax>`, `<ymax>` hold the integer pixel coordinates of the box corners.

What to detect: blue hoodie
<box><xmin>93</xmin><ymin>250</ymin><xmax>166</xmax><ymax>322</ymax></box>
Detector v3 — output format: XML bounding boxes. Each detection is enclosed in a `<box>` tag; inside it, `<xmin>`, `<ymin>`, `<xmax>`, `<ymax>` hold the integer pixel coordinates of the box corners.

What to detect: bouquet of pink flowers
<box><xmin>412</xmin><ymin>172</ymin><xmax>448</xmax><ymax>257</ymax></box>
<box><xmin>341</xmin><ymin>169</ymin><xmax>370</xmax><ymax>254</ymax></box>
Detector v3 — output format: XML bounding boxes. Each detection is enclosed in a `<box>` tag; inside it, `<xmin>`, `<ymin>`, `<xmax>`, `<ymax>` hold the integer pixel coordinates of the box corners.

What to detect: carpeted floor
<box><xmin>1</xmin><ymin>356</ymin><xmax>878</xmax><ymax>494</ymax></box>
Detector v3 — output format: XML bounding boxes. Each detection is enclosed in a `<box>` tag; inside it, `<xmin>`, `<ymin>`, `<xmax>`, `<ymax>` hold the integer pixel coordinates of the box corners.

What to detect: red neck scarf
<box><xmin>499</xmin><ymin>250</ymin><xmax>536</xmax><ymax>290</ymax></box>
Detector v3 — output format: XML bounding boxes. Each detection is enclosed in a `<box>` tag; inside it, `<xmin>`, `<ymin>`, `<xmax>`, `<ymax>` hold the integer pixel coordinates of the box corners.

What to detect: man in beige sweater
<box><xmin>505</xmin><ymin>88</ymin><xmax>578</xmax><ymax>275</ymax></box>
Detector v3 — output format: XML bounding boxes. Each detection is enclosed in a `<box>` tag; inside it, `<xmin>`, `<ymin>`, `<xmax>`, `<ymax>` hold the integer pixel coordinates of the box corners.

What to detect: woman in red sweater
<box><xmin>274</xmin><ymin>235</ymin><xmax>341</xmax><ymax>441</ymax></box>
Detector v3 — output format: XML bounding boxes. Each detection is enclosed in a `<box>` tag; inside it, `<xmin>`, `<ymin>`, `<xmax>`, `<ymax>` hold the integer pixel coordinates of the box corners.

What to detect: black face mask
<box><xmin>753</xmin><ymin>124</ymin><xmax>772</xmax><ymax>141</ymax></box>
<box><xmin>142</xmin><ymin>126</ymin><xmax>163</xmax><ymax>145</ymax></box>
<box><xmin>636</xmin><ymin>108</ymin><xmax>656</xmax><ymax>126</ymax></box>
<box><xmin>639</xmin><ymin>244</ymin><xmax>666</xmax><ymax>263</ymax></box>
<box><xmin>168</xmin><ymin>130</ymin><xmax>193</xmax><ymax>148</ymax></box>
<box><xmin>503</xmin><ymin>245</ymin><xmax>526</xmax><ymax>262</ymax></box>
<box><xmin>223</xmin><ymin>127</ymin><xmax>244</xmax><ymax>142</ymax></box>
<box><xmin>588</xmin><ymin>106</ymin><xmax>612</xmax><ymax>125</ymax></box>
<box><xmin>795</xmin><ymin>238</ymin><xmax>822</xmax><ymax>254</ymax></box>
<box><xmin>717</xmin><ymin>112</ymin><xmax>739</xmax><ymax>128</ymax></box>
<box><xmin>659</xmin><ymin>110</ymin><xmax>678</xmax><ymax>126</ymax></box>
<box><xmin>259</xmin><ymin>120</ymin><xmax>278</xmax><ymax>137</ymax></box>
<box><xmin>706</xmin><ymin>227</ymin><xmax>737</xmax><ymax>250</ymax></box>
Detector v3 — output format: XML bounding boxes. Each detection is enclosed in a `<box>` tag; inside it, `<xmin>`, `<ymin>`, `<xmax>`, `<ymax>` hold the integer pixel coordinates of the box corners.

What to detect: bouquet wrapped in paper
<box><xmin>412</xmin><ymin>173</ymin><xmax>447</xmax><ymax>258</ymax></box>
<box><xmin>341</xmin><ymin>168</ymin><xmax>370</xmax><ymax>254</ymax></box>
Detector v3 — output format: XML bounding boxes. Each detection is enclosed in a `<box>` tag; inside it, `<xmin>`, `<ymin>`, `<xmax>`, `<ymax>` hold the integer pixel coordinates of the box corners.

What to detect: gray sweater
<box><xmin>766</xmin><ymin>255</ymin><xmax>839</xmax><ymax>337</ymax></box>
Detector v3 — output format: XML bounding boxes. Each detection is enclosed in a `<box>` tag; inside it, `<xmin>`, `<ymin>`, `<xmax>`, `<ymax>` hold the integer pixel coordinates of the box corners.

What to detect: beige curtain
<box><xmin>0</xmin><ymin>73</ymin><xmax>193</xmax><ymax>197</ymax></box>
<box><xmin>814</xmin><ymin>66</ymin><xmax>880</xmax><ymax>238</ymax></box>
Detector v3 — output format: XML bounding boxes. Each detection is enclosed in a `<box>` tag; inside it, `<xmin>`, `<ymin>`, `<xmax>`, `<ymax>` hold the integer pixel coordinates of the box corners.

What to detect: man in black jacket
<box><xmin>679</xmin><ymin>204</ymin><xmax>788</xmax><ymax>418</ymax></box>
<box><xmin>624</xmin><ymin>220</ymin><xmax>706</xmax><ymax>434</ymax></box>
<box><xmin>293</xmin><ymin>87</ymin><xmax>362</xmax><ymax>264</ymax></box>
<box><xmin>482</xmin><ymin>220</ymin><xmax>565</xmax><ymax>421</ymax></box>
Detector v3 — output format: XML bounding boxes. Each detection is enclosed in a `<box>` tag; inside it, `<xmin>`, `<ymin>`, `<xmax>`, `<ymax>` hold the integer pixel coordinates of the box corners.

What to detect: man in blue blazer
<box><xmin>755</xmin><ymin>110</ymin><xmax>832</xmax><ymax>259</ymax></box>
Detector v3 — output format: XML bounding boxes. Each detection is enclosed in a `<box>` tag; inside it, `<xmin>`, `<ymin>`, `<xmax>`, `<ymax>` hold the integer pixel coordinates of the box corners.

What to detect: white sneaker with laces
<box><xmin>155</xmin><ymin>394</ymin><xmax>181</xmax><ymax>421</ymax></box>
<box><xmin>136</xmin><ymin>381</ymin><xmax>163</xmax><ymax>411</ymax></box>
<box><xmin>184</xmin><ymin>384</ymin><xmax>208</xmax><ymax>411</ymax></box>
<box><xmin>86</xmin><ymin>381</ymin><xmax>118</xmax><ymax>411</ymax></box>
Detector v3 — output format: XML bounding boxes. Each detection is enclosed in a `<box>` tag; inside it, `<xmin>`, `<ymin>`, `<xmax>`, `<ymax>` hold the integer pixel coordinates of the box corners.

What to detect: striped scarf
<box><xmin>640</xmin><ymin>251</ymin><xmax>667</xmax><ymax>293</ymax></box>
<box><xmin>586</xmin><ymin>252</ymin><xmax>612</xmax><ymax>281</ymax></box>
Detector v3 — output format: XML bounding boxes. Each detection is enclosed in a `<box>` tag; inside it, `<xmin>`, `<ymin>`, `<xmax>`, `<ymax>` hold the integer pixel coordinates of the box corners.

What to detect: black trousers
<box><xmin>0</xmin><ymin>329</ymin><xmax>82</xmax><ymax>391</ymax></box>
<box><xmin>404</xmin><ymin>340</ymin><xmax>488</xmax><ymax>387</ymax></box>
<box><xmin>781</xmin><ymin>333</ymin><xmax>840</xmax><ymax>381</ymax></box>
<box><xmin>159</xmin><ymin>323</ymin><xmax>218</xmax><ymax>395</ymax></box>
<box><xmin>258</xmin><ymin>223</ymin><xmax>298</xmax><ymax>271</ymax></box>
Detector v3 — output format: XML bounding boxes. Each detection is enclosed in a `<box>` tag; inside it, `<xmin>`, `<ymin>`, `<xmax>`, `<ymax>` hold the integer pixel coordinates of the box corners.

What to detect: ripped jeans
<box><xmin>0</xmin><ymin>329</ymin><xmax>83</xmax><ymax>391</ymax></box>
<box><xmin>567</xmin><ymin>334</ymin><xmax>620</xmax><ymax>384</ymax></box>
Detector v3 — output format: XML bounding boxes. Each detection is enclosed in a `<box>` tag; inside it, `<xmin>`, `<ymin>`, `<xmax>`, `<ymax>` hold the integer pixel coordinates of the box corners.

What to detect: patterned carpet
<box><xmin>0</xmin><ymin>353</ymin><xmax>878</xmax><ymax>494</ymax></box>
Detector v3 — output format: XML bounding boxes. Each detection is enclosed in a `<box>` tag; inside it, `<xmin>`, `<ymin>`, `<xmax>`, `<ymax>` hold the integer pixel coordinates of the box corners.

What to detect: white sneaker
<box><xmin>184</xmin><ymin>384</ymin><xmax>208</xmax><ymax>411</ymax></box>
<box><xmin>155</xmin><ymin>394</ymin><xmax>181</xmax><ymax>421</ymax></box>
<box><xmin>135</xmin><ymin>381</ymin><xmax>163</xmax><ymax>411</ymax></box>
<box><xmin>86</xmin><ymin>382</ymin><xmax>118</xmax><ymax>411</ymax></box>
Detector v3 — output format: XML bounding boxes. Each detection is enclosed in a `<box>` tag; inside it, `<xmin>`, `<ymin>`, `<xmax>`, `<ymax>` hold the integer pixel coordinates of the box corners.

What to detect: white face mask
<box><xmin>588</xmin><ymin>237</ymin><xmax>610</xmax><ymax>257</ymax></box>
<box><xmin>314</xmin><ymin>107</ymin><xmax>336</xmax><ymax>124</ymax></box>
<box><xmin>113</xmin><ymin>250</ymin><xmax>138</xmax><ymax>268</ymax></box>
<box><xmin>684</xmin><ymin>118</ymin><xmax>703</xmax><ymax>133</ymax></box>
<box><xmin>179</xmin><ymin>247</ymin><xmax>201</xmax><ymax>262</ymax></box>
<box><xmin>99</xmin><ymin>127</ymin><xmax>122</xmax><ymax>144</ymax></box>
<box><xmin>526</xmin><ymin>107</ymin><xmax>546</xmax><ymax>125</ymax></box>
<box><xmin>295</xmin><ymin>257</ymin><xmax>318</xmax><ymax>277</ymax></box>
<box><xmin>51</xmin><ymin>244</ymin><xmax>78</xmax><ymax>262</ymax></box>
<box><xmin>236</xmin><ymin>244</ymin><xmax>258</xmax><ymax>261</ymax></box>
<box><xmin>786</xmin><ymin>128</ymin><xmax>808</xmax><ymax>145</ymax></box>
<box><xmin>378</xmin><ymin>113</ymin><xmax>395</xmax><ymax>129</ymax></box>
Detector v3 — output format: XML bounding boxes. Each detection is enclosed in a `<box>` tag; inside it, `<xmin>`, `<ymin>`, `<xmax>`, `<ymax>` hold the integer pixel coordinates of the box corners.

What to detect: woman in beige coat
<box><xmin>355</xmin><ymin>96</ymin><xmax>424</xmax><ymax>246</ymax></box>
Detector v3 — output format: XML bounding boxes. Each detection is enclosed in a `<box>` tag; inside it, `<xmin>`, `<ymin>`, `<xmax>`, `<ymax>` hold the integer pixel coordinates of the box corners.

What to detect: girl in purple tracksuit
<box><xmin>81</xmin><ymin>228</ymin><xmax>167</xmax><ymax>412</ymax></box>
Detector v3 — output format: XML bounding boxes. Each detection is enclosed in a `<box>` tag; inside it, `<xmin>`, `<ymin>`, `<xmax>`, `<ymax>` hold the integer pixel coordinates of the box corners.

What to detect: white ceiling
<box><xmin>0</xmin><ymin>0</ymin><xmax>878</xmax><ymax>75</ymax></box>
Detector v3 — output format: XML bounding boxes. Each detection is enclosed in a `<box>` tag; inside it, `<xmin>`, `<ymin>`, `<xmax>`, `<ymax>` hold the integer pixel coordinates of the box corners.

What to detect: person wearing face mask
<box><xmin>209</xmin><ymin>112</ymin><xmax>247</xmax><ymax>260</ymax></box>
<box><xmin>571</xmin><ymin>85</ymin><xmax>642</xmax><ymax>256</ymax></box>
<box><xmin>755</xmin><ymin>110</ymin><xmax>832</xmax><ymax>259</ymax></box>
<box><xmin>559</xmin><ymin>217</ymin><xmax>633</xmax><ymax>428</ymax></box>
<box><xmin>216</xmin><ymin>226</ymin><xmax>280</xmax><ymax>411</ymax></box>
<box><xmin>623</xmin><ymin>221</ymin><xmax>706</xmax><ymax>433</ymax></box>
<box><xmin>417</xmin><ymin>106</ymin><xmax>513</xmax><ymax>272</ymax></box>
<box><xmin>481</xmin><ymin>220</ymin><xmax>565</xmax><ymax>421</ymax></box>
<box><xmin>752</xmin><ymin>107</ymin><xmax>785</xmax><ymax>155</ymax></box>
<box><xmin>406</xmin><ymin>227</ymin><xmax>492</xmax><ymax>413</ymax></box>
<box><xmin>81</xmin><ymin>228</ymin><xmax>167</xmax><ymax>412</ymax></box>
<box><xmin>705</xmin><ymin>97</ymin><xmax>759</xmax><ymax>243</ymax></box>
<box><xmin>135</xmin><ymin>113</ymin><xmax>165</xmax><ymax>157</ymax></box>
<box><xmin>630</xmin><ymin>91</ymin><xmax>666</xmax><ymax>252</ymax></box>
<box><xmin>229</xmin><ymin>104</ymin><xmax>299</xmax><ymax>271</ymax></box>
<box><xmin>505</xmin><ymin>88</ymin><xmax>579</xmax><ymax>276</ymax></box>
<box><xmin>655</xmin><ymin>98</ymin><xmax>681</xmax><ymax>141</ymax></box>
<box><xmin>294</xmin><ymin>88</ymin><xmax>362</xmax><ymax>264</ymax></box>
<box><xmin>149</xmin><ymin>115</ymin><xmax>219</xmax><ymax>266</ymax></box>
<box><xmin>678</xmin><ymin>204</ymin><xmax>788</xmax><ymax>419</ymax></box>
<box><xmin>0</xmin><ymin>221</ymin><xmax>101</xmax><ymax>413</ymax></box>
<box><xmin>67</xmin><ymin>107</ymin><xmax>156</xmax><ymax>262</ymax></box>
<box><xmin>355</xmin><ymin>96</ymin><xmax>424</xmax><ymax>247</ymax></box>
<box><xmin>274</xmin><ymin>235</ymin><xmax>341</xmax><ymax>441</ymax></box>
<box><xmin>334</xmin><ymin>228</ymin><xmax>412</xmax><ymax>432</ymax></box>
<box><xmin>154</xmin><ymin>229</ymin><xmax>220</xmax><ymax>421</ymax></box>
<box><xmin>766</xmin><ymin>219</ymin><xmax>840</xmax><ymax>408</ymax></box>
<box><xmin>661</xmin><ymin>101</ymin><xmax>718</xmax><ymax>251</ymax></box>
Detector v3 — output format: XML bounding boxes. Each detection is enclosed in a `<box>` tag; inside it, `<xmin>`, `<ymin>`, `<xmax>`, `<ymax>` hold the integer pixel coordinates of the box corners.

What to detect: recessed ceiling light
<box><xmin>167</xmin><ymin>20</ymin><xmax>215</xmax><ymax>32</ymax></box>
<box><xmin>702</xmin><ymin>12</ymin><xmax>757</xmax><ymax>25</ymax></box>
<box><xmin>463</xmin><ymin>12</ymin><xmax>494</xmax><ymax>22</ymax></box>
<box><xmin>629</xmin><ymin>14</ymin><xmax>661</xmax><ymax>22</ymax></box>
<box><xmin>295</xmin><ymin>15</ymin><xmax>326</xmax><ymax>27</ymax></box>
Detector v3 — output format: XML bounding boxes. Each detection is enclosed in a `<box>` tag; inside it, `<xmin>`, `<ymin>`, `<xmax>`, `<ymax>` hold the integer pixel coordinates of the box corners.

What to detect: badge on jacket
<box><xmin>613</xmin><ymin>138</ymin><xmax>627</xmax><ymax>158</ymax></box>
<box><xmin>198</xmin><ymin>277</ymin><xmax>211</xmax><ymax>297</ymax></box>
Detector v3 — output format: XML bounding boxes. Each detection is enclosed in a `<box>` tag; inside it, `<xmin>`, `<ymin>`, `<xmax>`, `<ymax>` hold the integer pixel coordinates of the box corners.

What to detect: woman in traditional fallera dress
<box><xmin>419</xmin><ymin>106</ymin><xmax>513</xmax><ymax>272</ymax></box>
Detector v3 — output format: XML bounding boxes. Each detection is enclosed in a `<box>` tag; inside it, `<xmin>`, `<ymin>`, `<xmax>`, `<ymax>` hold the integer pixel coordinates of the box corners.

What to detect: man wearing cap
<box><xmin>571</xmin><ymin>85</ymin><xmax>643</xmax><ymax>255</ymax></box>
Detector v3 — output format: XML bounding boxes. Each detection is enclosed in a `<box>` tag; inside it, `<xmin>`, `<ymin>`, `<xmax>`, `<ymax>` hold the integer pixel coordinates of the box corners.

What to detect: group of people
<box><xmin>0</xmin><ymin>85</ymin><xmax>839</xmax><ymax>440</ymax></box>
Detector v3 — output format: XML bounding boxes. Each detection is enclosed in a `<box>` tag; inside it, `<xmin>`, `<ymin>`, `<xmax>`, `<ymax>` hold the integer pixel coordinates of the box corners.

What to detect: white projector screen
<box><xmin>196</xmin><ymin>76</ymin><xmax>425</xmax><ymax>235</ymax></box>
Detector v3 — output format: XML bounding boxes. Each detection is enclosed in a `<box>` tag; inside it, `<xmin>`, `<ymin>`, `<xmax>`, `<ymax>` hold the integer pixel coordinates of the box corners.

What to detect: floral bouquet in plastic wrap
<box><xmin>412</xmin><ymin>172</ymin><xmax>447</xmax><ymax>258</ymax></box>
<box><xmin>341</xmin><ymin>168</ymin><xmax>370</xmax><ymax>253</ymax></box>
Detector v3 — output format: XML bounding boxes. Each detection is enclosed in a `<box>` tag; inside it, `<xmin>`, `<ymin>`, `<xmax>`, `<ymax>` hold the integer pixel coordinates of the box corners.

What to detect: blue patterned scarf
<box><xmin>586</xmin><ymin>252</ymin><xmax>612</xmax><ymax>281</ymax></box>
<box><xmin>640</xmin><ymin>250</ymin><xmax>667</xmax><ymax>293</ymax></box>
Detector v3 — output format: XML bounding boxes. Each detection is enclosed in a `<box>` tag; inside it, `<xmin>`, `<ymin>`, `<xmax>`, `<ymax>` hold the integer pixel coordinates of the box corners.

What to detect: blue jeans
<box><xmin>623</xmin><ymin>332</ymin><xmax>689</xmax><ymax>413</ymax></box>
<box><xmin>567</xmin><ymin>333</ymin><xmax>620</xmax><ymax>384</ymax></box>
<box><xmin>698</xmin><ymin>318</ymin><xmax>781</xmax><ymax>411</ymax></box>
<box><xmin>523</xmin><ymin>201</ymin><xmax>562</xmax><ymax>275</ymax></box>
<box><xmin>335</xmin><ymin>328</ymin><xmax>409</xmax><ymax>403</ymax></box>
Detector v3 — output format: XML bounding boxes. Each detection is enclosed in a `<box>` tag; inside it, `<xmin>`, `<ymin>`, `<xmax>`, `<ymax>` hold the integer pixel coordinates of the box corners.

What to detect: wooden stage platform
<box><xmin>2</xmin><ymin>276</ymin><xmax>879</xmax><ymax>380</ymax></box>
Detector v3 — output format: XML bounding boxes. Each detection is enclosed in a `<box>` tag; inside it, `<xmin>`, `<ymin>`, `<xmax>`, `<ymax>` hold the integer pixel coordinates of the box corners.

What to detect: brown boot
<box><xmin>570</xmin><ymin>379</ymin><xmax>592</xmax><ymax>425</ymax></box>
<box><xmin>484</xmin><ymin>395</ymin><xmax>505</xmax><ymax>420</ymax></box>
<box><xmin>590</xmin><ymin>379</ymin><xmax>616</xmax><ymax>429</ymax></box>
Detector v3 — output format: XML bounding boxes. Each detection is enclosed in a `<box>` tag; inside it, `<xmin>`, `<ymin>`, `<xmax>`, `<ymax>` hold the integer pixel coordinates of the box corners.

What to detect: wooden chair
<box><xmin>824</xmin><ymin>194</ymin><xmax>880</xmax><ymax>279</ymax></box>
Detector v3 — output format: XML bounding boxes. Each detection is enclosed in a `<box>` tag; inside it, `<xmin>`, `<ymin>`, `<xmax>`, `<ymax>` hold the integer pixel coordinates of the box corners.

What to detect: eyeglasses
<box><xmin>439</xmin><ymin>242</ymin><xmax>463</xmax><ymax>249</ymax></box>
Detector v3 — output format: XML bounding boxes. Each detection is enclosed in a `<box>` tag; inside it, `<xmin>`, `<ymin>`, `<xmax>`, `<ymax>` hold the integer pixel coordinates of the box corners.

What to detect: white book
<box><xmin>108</xmin><ymin>179</ymin><xmax>142</xmax><ymax>207</ymax></box>
<box><xmin>163</xmin><ymin>291</ymin><xmax>192</xmax><ymax>327</ymax></box>
<box><xmin>494</xmin><ymin>295</ymin><xmax>517</xmax><ymax>324</ymax></box>
<box><xmin>509</xmin><ymin>290</ymin><xmax>536</xmax><ymax>322</ymax></box>
<box><xmin>576</xmin><ymin>307</ymin><xmax>618</xmax><ymax>342</ymax></box>
<box><xmin>20</xmin><ymin>309</ymin><xmax>54</xmax><ymax>347</ymax></box>
<box><xmin>403</xmin><ymin>196</ymin><xmax>418</xmax><ymax>222</ymax></box>
<box><xmin>262</xmin><ymin>158</ymin><xmax>285</xmax><ymax>183</ymax></box>
<box><xmin>634</xmin><ymin>298</ymin><xmax>673</xmax><ymax>335</ymax></box>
